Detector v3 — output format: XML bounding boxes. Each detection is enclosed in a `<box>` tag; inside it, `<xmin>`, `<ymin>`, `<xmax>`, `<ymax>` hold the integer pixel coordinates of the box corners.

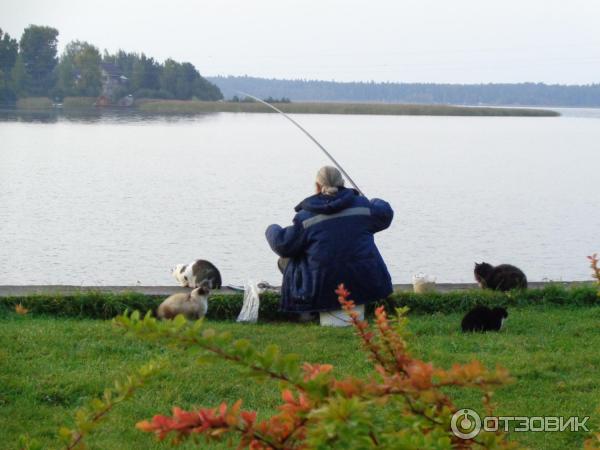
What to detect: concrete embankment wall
<box><xmin>0</xmin><ymin>281</ymin><xmax>588</xmax><ymax>297</ymax></box>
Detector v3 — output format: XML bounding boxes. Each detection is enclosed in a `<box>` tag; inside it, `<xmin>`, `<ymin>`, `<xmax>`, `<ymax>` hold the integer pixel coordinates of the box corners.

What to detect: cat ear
<box><xmin>196</xmin><ymin>284</ymin><xmax>210</xmax><ymax>295</ymax></box>
<box><xmin>194</xmin><ymin>285</ymin><xmax>210</xmax><ymax>295</ymax></box>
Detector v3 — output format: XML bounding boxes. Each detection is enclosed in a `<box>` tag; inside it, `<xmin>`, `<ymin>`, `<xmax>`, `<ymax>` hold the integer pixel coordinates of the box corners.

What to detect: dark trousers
<box><xmin>277</xmin><ymin>257</ymin><xmax>314</xmax><ymax>321</ymax></box>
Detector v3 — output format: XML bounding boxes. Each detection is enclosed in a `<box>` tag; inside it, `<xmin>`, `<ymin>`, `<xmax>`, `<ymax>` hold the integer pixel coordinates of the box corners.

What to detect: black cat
<box><xmin>474</xmin><ymin>262</ymin><xmax>527</xmax><ymax>291</ymax></box>
<box><xmin>461</xmin><ymin>306</ymin><xmax>508</xmax><ymax>332</ymax></box>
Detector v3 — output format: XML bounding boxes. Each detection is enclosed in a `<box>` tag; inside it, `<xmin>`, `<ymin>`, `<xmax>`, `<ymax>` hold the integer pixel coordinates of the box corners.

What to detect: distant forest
<box><xmin>0</xmin><ymin>25</ymin><xmax>222</xmax><ymax>104</ymax></box>
<box><xmin>209</xmin><ymin>76</ymin><xmax>600</xmax><ymax>107</ymax></box>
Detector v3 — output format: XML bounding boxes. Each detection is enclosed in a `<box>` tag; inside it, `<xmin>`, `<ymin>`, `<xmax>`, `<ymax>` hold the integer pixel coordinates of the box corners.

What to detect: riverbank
<box><xmin>1</xmin><ymin>283</ymin><xmax>596</xmax><ymax>321</ymax></box>
<box><xmin>12</xmin><ymin>96</ymin><xmax>560</xmax><ymax>116</ymax></box>
<box><xmin>0</xmin><ymin>281</ymin><xmax>583</xmax><ymax>297</ymax></box>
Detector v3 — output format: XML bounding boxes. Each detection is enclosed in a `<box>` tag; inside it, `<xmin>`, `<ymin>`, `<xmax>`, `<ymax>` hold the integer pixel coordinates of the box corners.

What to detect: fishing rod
<box><xmin>238</xmin><ymin>91</ymin><xmax>365</xmax><ymax>196</ymax></box>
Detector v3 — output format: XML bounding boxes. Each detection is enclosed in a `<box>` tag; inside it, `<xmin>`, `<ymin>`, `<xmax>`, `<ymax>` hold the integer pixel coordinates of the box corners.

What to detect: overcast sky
<box><xmin>1</xmin><ymin>0</ymin><xmax>599</xmax><ymax>84</ymax></box>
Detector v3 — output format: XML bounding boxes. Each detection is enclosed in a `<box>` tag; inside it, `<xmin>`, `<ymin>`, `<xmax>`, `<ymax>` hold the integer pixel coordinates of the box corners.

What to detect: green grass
<box><xmin>15</xmin><ymin>97</ymin><xmax>53</xmax><ymax>109</ymax></box>
<box><xmin>136</xmin><ymin>99</ymin><xmax>559</xmax><ymax>117</ymax></box>
<box><xmin>61</xmin><ymin>96</ymin><xmax>98</xmax><ymax>108</ymax></box>
<box><xmin>14</xmin><ymin>96</ymin><xmax>96</xmax><ymax>109</ymax></box>
<box><xmin>1</xmin><ymin>306</ymin><xmax>598</xmax><ymax>449</ymax></box>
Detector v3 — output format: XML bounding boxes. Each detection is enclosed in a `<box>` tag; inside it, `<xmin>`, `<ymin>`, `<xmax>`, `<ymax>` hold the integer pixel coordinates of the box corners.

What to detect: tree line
<box><xmin>209</xmin><ymin>76</ymin><xmax>600</xmax><ymax>107</ymax></box>
<box><xmin>0</xmin><ymin>25</ymin><xmax>222</xmax><ymax>104</ymax></box>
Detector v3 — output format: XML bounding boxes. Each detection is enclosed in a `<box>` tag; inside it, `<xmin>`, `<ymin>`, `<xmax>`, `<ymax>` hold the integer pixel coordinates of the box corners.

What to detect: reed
<box><xmin>15</xmin><ymin>97</ymin><xmax>53</xmax><ymax>109</ymax></box>
<box><xmin>136</xmin><ymin>99</ymin><xmax>560</xmax><ymax>116</ymax></box>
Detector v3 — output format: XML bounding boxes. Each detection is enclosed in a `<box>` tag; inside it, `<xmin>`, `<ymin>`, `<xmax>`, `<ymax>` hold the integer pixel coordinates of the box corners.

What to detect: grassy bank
<box><xmin>137</xmin><ymin>99</ymin><xmax>560</xmax><ymax>116</ymax></box>
<box><xmin>1</xmin><ymin>306</ymin><xmax>598</xmax><ymax>449</ymax></box>
<box><xmin>1</xmin><ymin>284</ymin><xmax>597</xmax><ymax>320</ymax></box>
<box><xmin>12</xmin><ymin>96</ymin><xmax>560</xmax><ymax>116</ymax></box>
<box><xmin>61</xmin><ymin>96</ymin><xmax>97</xmax><ymax>108</ymax></box>
<box><xmin>15</xmin><ymin>97</ymin><xmax>53</xmax><ymax>109</ymax></box>
<box><xmin>13</xmin><ymin>96</ymin><xmax>96</xmax><ymax>110</ymax></box>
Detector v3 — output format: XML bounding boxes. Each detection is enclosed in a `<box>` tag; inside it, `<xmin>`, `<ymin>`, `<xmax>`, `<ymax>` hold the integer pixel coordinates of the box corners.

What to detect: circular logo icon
<box><xmin>451</xmin><ymin>408</ymin><xmax>482</xmax><ymax>440</ymax></box>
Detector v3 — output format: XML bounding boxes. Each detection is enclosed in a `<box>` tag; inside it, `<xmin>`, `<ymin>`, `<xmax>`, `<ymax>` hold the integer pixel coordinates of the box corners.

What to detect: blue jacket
<box><xmin>265</xmin><ymin>187</ymin><xmax>393</xmax><ymax>312</ymax></box>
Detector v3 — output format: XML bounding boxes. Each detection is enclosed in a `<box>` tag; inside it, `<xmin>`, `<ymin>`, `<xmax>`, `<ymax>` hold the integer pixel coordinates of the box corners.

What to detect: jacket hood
<box><xmin>295</xmin><ymin>187</ymin><xmax>358</xmax><ymax>214</ymax></box>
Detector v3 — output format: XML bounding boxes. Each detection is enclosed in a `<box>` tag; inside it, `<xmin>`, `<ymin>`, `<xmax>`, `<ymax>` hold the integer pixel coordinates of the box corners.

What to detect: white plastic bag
<box><xmin>237</xmin><ymin>280</ymin><xmax>267</xmax><ymax>323</ymax></box>
<box><xmin>412</xmin><ymin>273</ymin><xmax>437</xmax><ymax>294</ymax></box>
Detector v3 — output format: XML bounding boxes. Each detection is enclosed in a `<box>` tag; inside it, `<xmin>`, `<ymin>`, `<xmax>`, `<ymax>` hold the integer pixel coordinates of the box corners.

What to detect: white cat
<box><xmin>157</xmin><ymin>286</ymin><xmax>209</xmax><ymax>320</ymax></box>
<box><xmin>171</xmin><ymin>259</ymin><xmax>222</xmax><ymax>288</ymax></box>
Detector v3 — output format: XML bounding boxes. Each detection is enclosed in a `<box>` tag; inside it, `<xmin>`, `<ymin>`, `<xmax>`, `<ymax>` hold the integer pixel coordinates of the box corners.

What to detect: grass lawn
<box><xmin>1</xmin><ymin>306</ymin><xmax>599</xmax><ymax>449</ymax></box>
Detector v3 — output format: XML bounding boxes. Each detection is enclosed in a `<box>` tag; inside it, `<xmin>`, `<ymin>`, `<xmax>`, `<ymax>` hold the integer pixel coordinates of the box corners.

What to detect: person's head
<box><xmin>315</xmin><ymin>166</ymin><xmax>345</xmax><ymax>195</ymax></box>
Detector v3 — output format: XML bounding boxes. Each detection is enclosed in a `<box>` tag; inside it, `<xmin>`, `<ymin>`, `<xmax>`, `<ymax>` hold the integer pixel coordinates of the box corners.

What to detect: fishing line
<box><xmin>238</xmin><ymin>91</ymin><xmax>365</xmax><ymax>196</ymax></box>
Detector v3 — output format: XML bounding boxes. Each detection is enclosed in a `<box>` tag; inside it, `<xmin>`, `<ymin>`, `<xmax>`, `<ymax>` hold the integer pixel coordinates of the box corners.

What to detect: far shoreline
<box><xmin>8</xmin><ymin>96</ymin><xmax>561</xmax><ymax>117</ymax></box>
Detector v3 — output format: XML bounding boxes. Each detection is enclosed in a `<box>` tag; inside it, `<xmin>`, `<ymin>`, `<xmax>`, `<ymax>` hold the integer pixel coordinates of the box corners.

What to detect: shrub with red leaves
<box><xmin>588</xmin><ymin>254</ymin><xmax>600</xmax><ymax>288</ymax></box>
<box><xmin>114</xmin><ymin>285</ymin><xmax>518</xmax><ymax>449</ymax></box>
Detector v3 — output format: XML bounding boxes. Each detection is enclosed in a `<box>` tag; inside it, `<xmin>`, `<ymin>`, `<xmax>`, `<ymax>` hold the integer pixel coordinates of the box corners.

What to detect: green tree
<box><xmin>19</xmin><ymin>25</ymin><xmax>59</xmax><ymax>95</ymax></box>
<box><xmin>193</xmin><ymin>74</ymin><xmax>223</xmax><ymax>100</ymax></box>
<box><xmin>131</xmin><ymin>53</ymin><xmax>160</xmax><ymax>92</ymax></box>
<box><xmin>10</xmin><ymin>54</ymin><xmax>28</xmax><ymax>97</ymax></box>
<box><xmin>104</xmin><ymin>49</ymin><xmax>222</xmax><ymax>100</ymax></box>
<box><xmin>0</xmin><ymin>28</ymin><xmax>19</xmax><ymax>73</ymax></box>
<box><xmin>0</xmin><ymin>68</ymin><xmax>16</xmax><ymax>103</ymax></box>
<box><xmin>175</xmin><ymin>62</ymin><xmax>195</xmax><ymax>99</ymax></box>
<box><xmin>53</xmin><ymin>53</ymin><xmax>75</xmax><ymax>98</ymax></box>
<box><xmin>0</xmin><ymin>28</ymin><xmax>19</xmax><ymax>102</ymax></box>
<box><xmin>159</xmin><ymin>58</ymin><xmax>180</xmax><ymax>96</ymax></box>
<box><xmin>104</xmin><ymin>50</ymin><xmax>137</xmax><ymax>80</ymax></box>
<box><xmin>159</xmin><ymin>59</ymin><xmax>222</xmax><ymax>100</ymax></box>
<box><xmin>57</xmin><ymin>40</ymin><xmax>102</xmax><ymax>97</ymax></box>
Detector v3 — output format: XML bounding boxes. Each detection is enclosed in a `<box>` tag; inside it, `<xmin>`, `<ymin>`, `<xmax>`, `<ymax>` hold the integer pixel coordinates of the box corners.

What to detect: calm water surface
<box><xmin>1</xmin><ymin>108</ymin><xmax>599</xmax><ymax>285</ymax></box>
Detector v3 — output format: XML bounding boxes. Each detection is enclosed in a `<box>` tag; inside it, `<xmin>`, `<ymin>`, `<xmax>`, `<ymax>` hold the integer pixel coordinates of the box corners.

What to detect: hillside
<box><xmin>208</xmin><ymin>75</ymin><xmax>600</xmax><ymax>107</ymax></box>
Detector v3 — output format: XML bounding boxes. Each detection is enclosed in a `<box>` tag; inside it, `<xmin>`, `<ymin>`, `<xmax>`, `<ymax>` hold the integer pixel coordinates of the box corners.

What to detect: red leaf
<box><xmin>282</xmin><ymin>389</ymin><xmax>295</xmax><ymax>403</ymax></box>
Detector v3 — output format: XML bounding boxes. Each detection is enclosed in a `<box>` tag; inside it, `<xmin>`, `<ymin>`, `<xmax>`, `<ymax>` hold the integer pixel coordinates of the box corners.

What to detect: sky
<box><xmin>1</xmin><ymin>0</ymin><xmax>599</xmax><ymax>84</ymax></box>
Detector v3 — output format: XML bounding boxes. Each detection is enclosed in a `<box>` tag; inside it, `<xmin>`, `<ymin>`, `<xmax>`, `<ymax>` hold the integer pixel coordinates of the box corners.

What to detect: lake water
<box><xmin>1</xmin><ymin>108</ymin><xmax>599</xmax><ymax>286</ymax></box>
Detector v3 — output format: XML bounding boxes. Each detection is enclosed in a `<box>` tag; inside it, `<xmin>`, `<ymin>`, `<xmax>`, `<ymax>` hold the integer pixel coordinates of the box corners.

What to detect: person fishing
<box><xmin>265</xmin><ymin>166</ymin><xmax>394</xmax><ymax>320</ymax></box>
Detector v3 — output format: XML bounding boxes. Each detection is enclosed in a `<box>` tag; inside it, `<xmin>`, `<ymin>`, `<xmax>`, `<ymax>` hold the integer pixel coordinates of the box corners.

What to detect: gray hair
<box><xmin>316</xmin><ymin>166</ymin><xmax>345</xmax><ymax>195</ymax></box>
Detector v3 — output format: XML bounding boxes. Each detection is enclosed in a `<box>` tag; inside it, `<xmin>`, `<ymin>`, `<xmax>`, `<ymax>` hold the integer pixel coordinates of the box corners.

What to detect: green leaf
<box><xmin>90</xmin><ymin>398</ymin><xmax>104</xmax><ymax>411</ymax></box>
<box><xmin>173</xmin><ymin>314</ymin><xmax>186</xmax><ymax>328</ymax></box>
<box><xmin>233</xmin><ymin>339</ymin><xmax>251</xmax><ymax>353</ymax></box>
<box><xmin>202</xmin><ymin>329</ymin><xmax>216</xmax><ymax>339</ymax></box>
<box><xmin>58</xmin><ymin>426</ymin><xmax>73</xmax><ymax>440</ymax></box>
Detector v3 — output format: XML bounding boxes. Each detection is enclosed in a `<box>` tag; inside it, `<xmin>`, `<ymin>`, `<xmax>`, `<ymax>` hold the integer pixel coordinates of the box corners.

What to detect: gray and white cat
<box><xmin>172</xmin><ymin>259</ymin><xmax>222</xmax><ymax>289</ymax></box>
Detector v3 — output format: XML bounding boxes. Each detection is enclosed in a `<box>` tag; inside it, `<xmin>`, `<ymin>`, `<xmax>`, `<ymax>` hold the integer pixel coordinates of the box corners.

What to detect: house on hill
<box><xmin>100</xmin><ymin>63</ymin><xmax>128</xmax><ymax>98</ymax></box>
<box><xmin>93</xmin><ymin>63</ymin><xmax>132</xmax><ymax>106</ymax></box>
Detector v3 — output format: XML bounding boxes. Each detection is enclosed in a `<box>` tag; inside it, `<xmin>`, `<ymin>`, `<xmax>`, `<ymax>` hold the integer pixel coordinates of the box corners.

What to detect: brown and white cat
<box><xmin>157</xmin><ymin>286</ymin><xmax>209</xmax><ymax>320</ymax></box>
<box><xmin>474</xmin><ymin>262</ymin><xmax>527</xmax><ymax>291</ymax></box>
